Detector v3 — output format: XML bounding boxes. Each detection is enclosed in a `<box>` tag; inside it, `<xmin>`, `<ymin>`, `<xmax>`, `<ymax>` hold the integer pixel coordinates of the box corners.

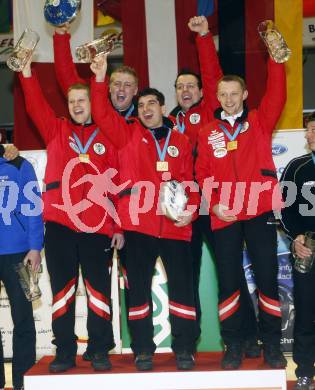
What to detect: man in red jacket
<box><xmin>196</xmin><ymin>50</ymin><xmax>287</xmax><ymax>369</ymax></box>
<box><xmin>170</xmin><ymin>16</ymin><xmax>260</xmax><ymax>357</ymax></box>
<box><xmin>53</xmin><ymin>24</ymin><xmax>138</xmax><ymax>120</ymax></box>
<box><xmin>90</xmin><ymin>53</ymin><xmax>200</xmax><ymax>371</ymax></box>
<box><xmin>19</xmin><ymin>57</ymin><xmax>124</xmax><ymax>373</ymax></box>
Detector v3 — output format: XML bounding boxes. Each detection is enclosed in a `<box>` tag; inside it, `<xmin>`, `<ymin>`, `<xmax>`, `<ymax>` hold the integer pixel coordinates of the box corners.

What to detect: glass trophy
<box><xmin>75</xmin><ymin>33</ymin><xmax>118</xmax><ymax>63</ymax></box>
<box><xmin>258</xmin><ymin>20</ymin><xmax>291</xmax><ymax>63</ymax></box>
<box><xmin>15</xmin><ymin>262</ymin><xmax>42</xmax><ymax>302</ymax></box>
<box><xmin>294</xmin><ymin>231</ymin><xmax>315</xmax><ymax>273</ymax></box>
<box><xmin>7</xmin><ymin>29</ymin><xmax>40</xmax><ymax>72</ymax></box>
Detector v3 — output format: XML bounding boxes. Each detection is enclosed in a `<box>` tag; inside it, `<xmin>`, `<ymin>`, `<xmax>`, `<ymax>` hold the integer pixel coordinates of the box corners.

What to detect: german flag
<box><xmin>218</xmin><ymin>0</ymin><xmax>303</xmax><ymax>130</ymax></box>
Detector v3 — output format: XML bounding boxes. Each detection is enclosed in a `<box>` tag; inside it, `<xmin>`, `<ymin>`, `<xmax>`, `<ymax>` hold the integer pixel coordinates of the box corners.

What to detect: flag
<box><xmin>218</xmin><ymin>0</ymin><xmax>303</xmax><ymax>129</ymax></box>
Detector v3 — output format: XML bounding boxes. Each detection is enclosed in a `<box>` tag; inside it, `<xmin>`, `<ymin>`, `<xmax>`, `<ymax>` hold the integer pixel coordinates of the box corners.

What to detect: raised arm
<box><xmin>90</xmin><ymin>55</ymin><xmax>133</xmax><ymax>149</ymax></box>
<box><xmin>53</xmin><ymin>24</ymin><xmax>87</xmax><ymax>96</ymax></box>
<box><xmin>19</xmin><ymin>58</ymin><xmax>59</xmax><ymax>145</ymax></box>
<box><xmin>257</xmin><ymin>58</ymin><xmax>286</xmax><ymax>134</ymax></box>
<box><xmin>188</xmin><ymin>16</ymin><xmax>223</xmax><ymax>112</ymax></box>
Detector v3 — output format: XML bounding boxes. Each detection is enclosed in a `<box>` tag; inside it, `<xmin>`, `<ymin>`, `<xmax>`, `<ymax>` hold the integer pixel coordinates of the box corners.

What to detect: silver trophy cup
<box><xmin>258</xmin><ymin>20</ymin><xmax>291</xmax><ymax>63</ymax></box>
<box><xmin>294</xmin><ymin>231</ymin><xmax>315</xmax><ymax>273</ymax></box>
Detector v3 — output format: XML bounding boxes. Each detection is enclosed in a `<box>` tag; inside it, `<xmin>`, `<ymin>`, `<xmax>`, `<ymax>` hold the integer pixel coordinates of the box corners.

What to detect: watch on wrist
<box><xmin>199</xmin><ymin>31</ymin><xmax>209</xmax><ymax>37</ymax></box>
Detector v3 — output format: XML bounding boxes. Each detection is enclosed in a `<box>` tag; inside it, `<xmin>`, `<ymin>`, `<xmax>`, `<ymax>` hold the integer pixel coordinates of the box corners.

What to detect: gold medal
<box><xmin>156</xmin><ymin>161</ymin><xmax>169</xmax><ymax>171</ymax></box>
<box><xmin>227</xmin><ymin>141</ymin><xmax>238</xmax><ymax>151</ymax></box>
<box><xmin>79</xmin><ymin>153</ymin><xmax>90</xmax><ymax>163</ymax></box>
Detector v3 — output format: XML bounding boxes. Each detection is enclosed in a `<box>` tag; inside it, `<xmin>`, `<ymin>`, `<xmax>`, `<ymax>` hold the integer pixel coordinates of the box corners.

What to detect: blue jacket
<box><xmin>0</xmin><ymin>145</ymin><xmax>44</xmax><ymax>255</ymax></box>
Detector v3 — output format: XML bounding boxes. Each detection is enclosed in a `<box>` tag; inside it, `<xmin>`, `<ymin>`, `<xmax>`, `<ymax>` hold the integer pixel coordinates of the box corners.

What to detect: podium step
<box><xmin>24</xmin><ymin>352</ymin><xmax>287</xmax><ymax>390</ymax></box>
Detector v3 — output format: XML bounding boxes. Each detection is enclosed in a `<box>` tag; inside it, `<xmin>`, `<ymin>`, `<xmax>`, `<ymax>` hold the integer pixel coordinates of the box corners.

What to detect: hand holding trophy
<box><xmin>159</xmin><ymin>180</ymin><xmax>188</xmax><ymax>222</ymax></box>
<box><xmin>15</xmin><ymin>250</ymin><xmax>42</xmax><ymax>302</ymax></box>
<box><xmin>75</xmin><ymin>33</ymin><xmax>119</xmax><ymax>63</ymax></box>
<box><xmin>6</xmin><ymin>29</ymin><xmax>39</xmax><ymax>72</ymax></box>
<box><xmin>258</xmin><ymin>20</ymin><xmax>291</xmax><ymax>63</ymax></box>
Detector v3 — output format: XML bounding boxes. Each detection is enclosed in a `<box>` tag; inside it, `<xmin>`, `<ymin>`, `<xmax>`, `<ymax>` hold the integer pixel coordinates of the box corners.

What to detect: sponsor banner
<box><xmin>0</xmin><ymin>33</ymin><xmax>13</xmax><ymax>62</ymax></box>
<box><xmin>303</xmin><ymin>17</ymin><xmax>315</xmax><ymax>47</ymax></box>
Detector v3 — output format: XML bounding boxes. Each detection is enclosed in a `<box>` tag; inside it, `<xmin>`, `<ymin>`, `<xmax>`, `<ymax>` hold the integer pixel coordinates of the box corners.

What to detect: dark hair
<box><xmin>138</xmin><ymin>87</ymin><xmax>165</xmax><ymax>106</ymax></box>
<box><xmin>174</xmin><ymin>69</ymin><xmax>202</xmax><ymax>89</ymax></box>
<box><xmin>305</xmin><ymin>111</ymin><xmax>315</xmax><ymax>126</ymax></box>
<box><xmin>217</xmin><ymin>75</ymin><xmax>247</xmax><ymax>91</ymax></box>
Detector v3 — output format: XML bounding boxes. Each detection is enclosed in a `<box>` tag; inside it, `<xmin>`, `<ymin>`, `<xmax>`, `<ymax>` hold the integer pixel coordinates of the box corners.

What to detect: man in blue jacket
<box><xmin>0</xmin><ymin>134</ymin><xmax>43</xmax><ymax>390</ymax></box>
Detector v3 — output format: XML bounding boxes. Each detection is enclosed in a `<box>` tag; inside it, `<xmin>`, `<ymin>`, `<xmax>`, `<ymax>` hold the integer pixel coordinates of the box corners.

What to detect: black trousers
<box><xmin>0</xmin><ymin>252</ymin><xmax>36</xmax><ymax>389</ymax></box>
<box><xmin>213</xmin><ymin>212</ymin><xmax>281</xmax><ymax>346</ymax></box>
<box><xmin>191</xmin><ymin>214</ymin><xmax>258</xmax><ymax>340</ymax></box>
<box><xmin>293</xmin><ymin>264</ymin><xmax>315</xmax><ymax>378</ymax></box>
<box><xmin>45</xmin><ymin>222</ymin><xmax>115</xmax><ymax>356</ymax></box>
<box><xmin>124</xmin><ymin>231</ymin><xmax>199</xmax><ymax>355</ymax></box>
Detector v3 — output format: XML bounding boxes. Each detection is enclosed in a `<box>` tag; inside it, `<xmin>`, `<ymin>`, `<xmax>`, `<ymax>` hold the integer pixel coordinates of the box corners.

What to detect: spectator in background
<box><xmin>0</xmin><ymin>132</ymin><xmax>43</xmax><ymax>390</ymax></box>
<box><xmin>280</xmin><ymin>112</ymin><xmax>315</xmax><ymax>390</ymax></box>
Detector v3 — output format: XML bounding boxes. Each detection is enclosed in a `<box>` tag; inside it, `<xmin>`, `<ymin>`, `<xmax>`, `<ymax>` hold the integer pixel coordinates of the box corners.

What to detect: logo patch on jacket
<box><xmin>93</xmin><ymin>143</ymin><xmax>106</xmax><ymax>155</ymax></box>
<box><xmin>167</xmin><ymin>145</ymin><xmax>179</xmax><ymax>157</ymax></box>
<box><xmin>189</xmin><ymin>113</ymin><xmax>200</xmax><ymax>124</ymax></box>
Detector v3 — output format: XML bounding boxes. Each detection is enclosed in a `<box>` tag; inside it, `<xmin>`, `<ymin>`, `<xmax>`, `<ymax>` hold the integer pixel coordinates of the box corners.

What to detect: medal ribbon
<box><xmin>72</xmin><ymin>128</ymin><xmax>99</xmax><ymax>154</ymax></box>
<box><xmin>150</xmin><ymin>128</ymin><xmax>172</xmax><ymax>162</ymax></box>
<box><xmin>218</xmin><ymin>123</ymin><xmax>242</xmax><ymax>142</ymax></box>
<box><xmin>124</xmin><ymin>104</ymin><xmax>135</xmax><ymax>120</ymax></box>
<box><xmin>176</xmin><ymin>111</ymin><xmax>186</xmax><ymax>133</ymax></box>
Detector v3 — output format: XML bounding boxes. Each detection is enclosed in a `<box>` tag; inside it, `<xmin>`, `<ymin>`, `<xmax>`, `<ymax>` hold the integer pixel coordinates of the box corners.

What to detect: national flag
<box><xmin>218</xmin><ymin>0</ymin><xmax>303</xmax><ymax>129</ymax></box>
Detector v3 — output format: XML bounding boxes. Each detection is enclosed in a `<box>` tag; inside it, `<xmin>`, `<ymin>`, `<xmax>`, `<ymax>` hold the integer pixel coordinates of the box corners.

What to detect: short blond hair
<box><xmin>110</xmin><ymin>65</ymin><xmax>138</xmax><ymax>85</ymax></box>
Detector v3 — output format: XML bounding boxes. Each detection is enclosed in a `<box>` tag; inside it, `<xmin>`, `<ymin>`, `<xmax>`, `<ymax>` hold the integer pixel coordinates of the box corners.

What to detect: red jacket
<box><xmin>91</xmin><ymin>79</ymin><xmax>200</xmax><ymax>241</ymax></box>
<box><xmin>195</xmin><ymin>59</ymin><xmax>286</xmax><ymax>230</ymax></box>
<box><xmin>169</xmin><ymin>33</ymin><xmax>223</xmax><ymax>149</ymax></box>
<box><xmin>20</xmin><ymin>73</ymin><xmax>121</xmax><ymax>236</ymax></box>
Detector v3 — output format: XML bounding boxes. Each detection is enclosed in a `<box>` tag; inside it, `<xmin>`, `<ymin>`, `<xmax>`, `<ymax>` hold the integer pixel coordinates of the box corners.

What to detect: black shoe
<box><xmin>135</xmin><ymin>353</ymin><xmax>153</xmax><ymax>371</ymax></box>
<box><xmin>90</xmin><ymin>352</ymin><xmax>112</xmax><ymax>371</ymax></box>
<box><xmin>221</xmin><ymin>343</ymin><xmax>243</xmax><ymax>370</ymax></box>
<box><xmin>244</xmin><ymin>338</ymin><xmax>261</xmax><ymax>358</ymax></box>
<box><xmin>263</xmin><ymin>344</ymin><xmax>287</xmax><ymax>368</ymax></box>
<box><xmin>49</xmin><ymin>354</ymin><xmax>76</xmax><ymax>373</ymax></box>
<box><xmin>293</xmin><ymin>377</ymin><xmax>315</xmax><ymax>390</ymax></box>
<box><xmin>82</xmin><ymin>351</ymin><xmax>92</xmax><ymax>361</ymax></box>
<box><xmin>176</xmin><ymin>352</ymin><xmax>195</xmax><ymax>370</ymax></box>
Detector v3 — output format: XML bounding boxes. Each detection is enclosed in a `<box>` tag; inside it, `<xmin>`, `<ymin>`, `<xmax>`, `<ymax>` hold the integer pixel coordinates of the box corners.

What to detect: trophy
<box><xmin>75</xmin><ymin>33</ymin><xmax>118</xmax><ymax>63</ymax></box>
<box><xmin>6</xmin><ymin>29</ymin><xmax>40</xmax><ymax>72</ymax></box>
<box><xmin>15</xmin><ymin>261</ymin><xmax>42</xmax><ymax>302</ymax></box>
<box><xmin>293</xmin><ymin>231</ymin><xmax>315</xmax><ymax>273</ymax></box>
<box><xmin>258</xmin><ymin>20</ymin><xmax>291</xmax><ymax>63</ymax></box>
<box><xmin>159</xmin><ymin>180</ymin><xmax>188</xmax><ymax>222</ymax></box>
<box><xmin>44</xmin><ymin>0</ymin><xmax>81</xmax><ymax>26</ymax></box>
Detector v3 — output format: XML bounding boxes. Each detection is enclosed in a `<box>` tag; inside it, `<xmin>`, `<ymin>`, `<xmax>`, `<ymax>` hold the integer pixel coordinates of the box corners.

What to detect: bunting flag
<box><xmin>218</xmin><ymin>0</ymin><xmax>303</xmax><ymax>129</ymax></box>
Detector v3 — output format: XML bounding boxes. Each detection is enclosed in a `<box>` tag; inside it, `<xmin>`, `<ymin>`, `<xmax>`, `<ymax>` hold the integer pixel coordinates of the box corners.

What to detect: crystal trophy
<box><xmin>294</xmin><ymin>231</ymin><xmax>315</xmax><ymax>273</ymax></box>
<box><xmin>44</xmin><ymin>0</ymin><xmax>81</xmax><ymax>27</ymax></box>
<box><xmin>75</xmin><ymin>33</ymin><xmax>118</xmax><ymax>63</ymax></box>
<box><xmin>7</xmin><ymin>29</ymin><xmax>40</xmax><ymax>72</ymax></box>
<box><xmin>258</xmin><ymin>20</ymin><xmax>291</xmax><ymax>63</ymax></box>
<box><xmin>15</xmin><ymin>262</ymin><xmax>42</xmax><ymax>302</ymax></box>
<box><xmin>159</xmin><ymin>180</ymin><xmax>188</xmax><ymax>222</ymax></box>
